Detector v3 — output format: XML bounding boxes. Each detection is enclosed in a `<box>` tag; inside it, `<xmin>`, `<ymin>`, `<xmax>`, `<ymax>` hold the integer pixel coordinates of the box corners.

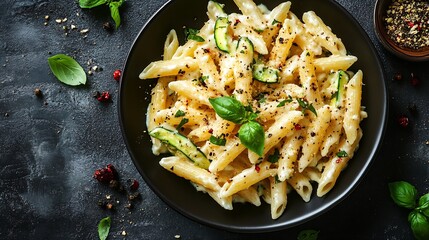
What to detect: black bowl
<box><xmin>119</xmin><ymin>0</ymin><xmax>387</xmax><ymax>232</ymax></box>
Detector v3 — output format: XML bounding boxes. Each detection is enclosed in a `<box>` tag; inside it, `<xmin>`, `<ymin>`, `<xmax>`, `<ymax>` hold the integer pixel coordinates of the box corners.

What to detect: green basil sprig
<box><xmin>98</xmin><ymin>216</ymin><xmax>111</xmax><ymax>240</ymax></box>
<box><xmin>209</xmin><ymin>96</ymin><xmax>265</xmax><ymax>156</ymax></box>
<box><xmin>389</xmin><ymin>181</ymin><xmax>429</xmax><ymax>240</ymax></box>
<box><xmin>79</xmin><ymin>0</ymin><xmax>125</xmax><ymax>29</ymax></box>
<box><xmin>48</xmin><ymin>54</ymin><xmax>86</xmax><ymax>86</ymax></box>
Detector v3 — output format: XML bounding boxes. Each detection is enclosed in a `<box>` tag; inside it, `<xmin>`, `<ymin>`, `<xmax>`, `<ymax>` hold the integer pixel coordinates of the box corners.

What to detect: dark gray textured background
<box><xmin>1</xmin><ymin>0</ymin><xmax>428</xmax><ymax>239</ymax></box>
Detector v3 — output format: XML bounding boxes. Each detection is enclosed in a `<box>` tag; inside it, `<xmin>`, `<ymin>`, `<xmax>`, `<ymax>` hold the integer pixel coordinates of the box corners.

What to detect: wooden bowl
<box><xmin>374</xmin><ymin>0</ymin><xmax>429</xmax><ymax>61</ymax></box>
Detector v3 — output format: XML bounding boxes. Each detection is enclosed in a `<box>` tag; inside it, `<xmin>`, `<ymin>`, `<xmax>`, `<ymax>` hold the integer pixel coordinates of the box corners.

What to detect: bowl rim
<box><xmin>119</xmin><ymin>0</ymin><xmax>389</xmax><ymax>232</ymax></box>
<box><xmin>373</xmin><ymin>0</ymin><xmax>429</xmax><ymax>61</ymax></box>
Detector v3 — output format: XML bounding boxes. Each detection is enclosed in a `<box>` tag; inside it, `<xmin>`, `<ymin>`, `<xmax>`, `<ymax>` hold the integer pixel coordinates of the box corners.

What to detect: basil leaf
<box><xmin>417</xmin><ymin>193</ymin><xmax>429</xmax><ymax>217</ymax></box>
<box><xmin>209</xmin><ymin>96</ymin><xmax>246</xmax><ymax>124</ymax></box>
<box><xmin>297</xmin><ymin>229</ymin><xmax>319</xmax><ymax>240</ymax></box>
<box><xmin>79</xmin><ymin>0</ymin><xmax>107</xmax><ymax>8</ymax></box>
<box><xmin>176</xmin><ymin>118</ymin><xmax>189</xmax><ymax>130</ymax></box>
<box><xmin>239</xmin><ymin>121</ymin><xmax>264</xmax><ymax>156</ymax></box>
<box><xmin>174</xmin><ymin>110</ymin><xmax>186</xmax><ymax>117</ymax></box>
<box><xmin>98</xmin><ymin>216</ymin><xmax>111</xmax><ymax>240</ymax></box>
<box><xmin>408</xmin><ymin>211</ymin><xmax>429</xmax><ymax>240</ymax></box>
<box><xmin>109</xmin><ymin>0</ymin><xmax>124</xmax><ymax>29</ymax></box>
<box><xmin>268</xmin><ymin>148</ymin><xmax>280</xmax><ymax>163</ymax></box>
<box><xmin>210</xmin><ymin>134</ymin><xmax>226</xmax><ymax>146</ymax></box>
<box><xmin>48</xmin><ymin>54</ymin><xmax>86</xmax><ymax>86</ymax></box>
<box><xmin>388</xmin><ymin>181</ymin><xmax>418</xmax><ymax>209</ymax></box>
<box><xmin>336</xmin><ymin>150</ymin><xmax>348</xmax><ymax>158</ymax></box>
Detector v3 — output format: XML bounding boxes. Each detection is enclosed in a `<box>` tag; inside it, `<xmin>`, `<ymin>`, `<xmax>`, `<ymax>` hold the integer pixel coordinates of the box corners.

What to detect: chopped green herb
<box><xmin>199</xmin><ymin>75</ymin><xmax>208</xmax><ymax>85</ymax></box>
<box><xmin>185</xmin><ymin>28</ymin><xmax>205</xmax><ymax>42</ymax></box>
<box><xmin>268</xmin><ymin>148</ymin><xmax>280</xmax><ymax>163</ymax></box>
<box><xmin>297</xmin><ymin>98</ymin><xmax>318</xmax><ymax>116</ymax></box>
<box><xmin>336</xmin><ymin>150</ymin><xmax>348</xmax><ymax>158</ymax></box>
<box><xmin>277</xmin><ymin>95</ymin><xmax>293</xmax><ymax>107</ymax></box>
<box><xmin>272</xmin><ymin>19</ymin><xmax>281</xmax><ymax>25</ymax></box>
<box><xmin>176</xmin><ymin>118</ymin><xmax>189</xmax><ymax>130</ymax></box>
<box><xmin>209</xmin><ymin>134</ymin><xmax>226</xmax><ymax>146</ymax></box>
<box><xmin>174</xmin><ymin>110</ymin><xmax>186</xmax><ymax>117</ymax></box>
<box><xmin>274</xmin><ymin>175</ymin><xmax>281</xmax><ymax>183</ymax></box>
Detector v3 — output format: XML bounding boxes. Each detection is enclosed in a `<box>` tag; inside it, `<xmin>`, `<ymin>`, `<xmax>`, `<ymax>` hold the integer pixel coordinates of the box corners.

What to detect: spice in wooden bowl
<box><xmin>374</xmin><ymin>0</ymin><xmax>429</xmax><ymax>61</ymax></box>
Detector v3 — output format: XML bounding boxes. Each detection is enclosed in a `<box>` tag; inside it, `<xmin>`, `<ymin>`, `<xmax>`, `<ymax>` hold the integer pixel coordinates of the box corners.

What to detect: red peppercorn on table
<box><xmin>0</xmin><ymin>0</ymin><xmax>428</xmax><ymax>239</ymax></box>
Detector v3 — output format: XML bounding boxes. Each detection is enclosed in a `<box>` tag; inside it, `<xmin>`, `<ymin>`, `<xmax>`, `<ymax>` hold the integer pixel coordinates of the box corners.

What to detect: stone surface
<box><xmin>0</xmin><ymin>0</ymin><xmax>428</xmax><ymax>239</ymax></box>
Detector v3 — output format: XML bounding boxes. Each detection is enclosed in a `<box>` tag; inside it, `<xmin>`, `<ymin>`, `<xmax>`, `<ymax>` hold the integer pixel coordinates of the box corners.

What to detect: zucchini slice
<box><xmin>214</xmin><ymin>17</ymin><xmax>230</xmax><ymax>53</ymax></box>
<box><xmin>149</xmin><ymin>127</ymin><xmax>210</xmax><ymax>169</ymax></box>
<box><xmin>331</xmin><ymin>70</ymin><xmax>350</xmax><ymax>107</ymax></box>
<box><xmin>252</xmin><ymin>64</ymin><xmax>279</xmax><ymax>83</ymax></box>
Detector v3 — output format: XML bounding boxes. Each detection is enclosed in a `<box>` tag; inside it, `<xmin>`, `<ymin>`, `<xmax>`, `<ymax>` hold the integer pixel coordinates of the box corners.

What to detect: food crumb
<box><xmin>174</xmin><ymin>234</ymin><xmax>181</xmax><ymax>239</ymax></box>
<box><xmin>121</xmin><ymin>230</ymin><xmax>127</xmax><ymax>236</ymax></box>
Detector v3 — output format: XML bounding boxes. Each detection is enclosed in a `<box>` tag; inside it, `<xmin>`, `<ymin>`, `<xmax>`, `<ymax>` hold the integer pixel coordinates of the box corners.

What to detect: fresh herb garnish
<box><xmin>238</xmin><ymin>121</ymin><xmax>265</xmax><ymax>156</ymax></box>
<box><xmin>277</xmin><ymin>95</ymin><xmax>293</xmax><ymax>107</ymax></box>
<box><xmin>274</xmin><ymin>175</ymin><xmax>281</xmax><ymax>183</ymax></box>
<box><xmin>268</xmin><ymin>148</ymin><xmax>280</xmax><ymax>163</ymax></box>
<box><xmin>389</xmin><ymin>181</ymin><xmax>418</xmax><ymax>209</ymax></box>
<box><xmin>184</xmin><ymin>28</ymin><xmax>205</xmax><ymax>42</ymax></box>
<box><xmin>209</xmin><ymin>134</ymin><xmax>227</xmax><ymax>146</ymax></box>
<box><xmin>199</xmin><ymin>75</ymin><xmax>208</xmax><ymax>86</ymax></box>
<box><xmin>176</xmin><ymin>118</ymin><xmax>189</xmax><ymax>130</ymax></box>
<box><xmin>79</xmin><ymin>0</ymin><xmax>125</xmax><ymax>29</ymax></box>
<box><xmin>47</xmin><ymin>54</ymin><xmax>86</xmax><ymax>86</ymax></box>
<box><xmin>255</xmin><ymin>92</ymin><xmax>267</xmax><ymax>104</ymax></box>
<box><xmin>272</xmin><ymin>19</ymin><xmax>281</xmax><ymax>25</ymax></box>
<box><xmin>389</xmin><ymin>181</ymin><xmax>429</xmax><ymax>240</ymax></box>
<box><xmin>98</xmin><ymin>216</ymin><xmax>111</xmax><ymax>240</ymax></box>
<box><xmin>297</xmin><ymin>229</ymin><xmax>319</xmax><ymax>240</ymax></box>
<box><xmin>297</xmin><ymin>98</ymin><xmax>318</xmax><ymax>116</ymax></box>
<box><xmin>336</xmin><ymin>150</ymin><xmax>348</xmax><ymax>158</ymax></box>
<box><xmin>174</xmin><ymin>110</ymin><xmax>186</xmax><ymax>117</ymax></box>
<box><xmin>209</xmin><ymin>96</ymin><xmax>265</xmax><ymax>156</ymax></box>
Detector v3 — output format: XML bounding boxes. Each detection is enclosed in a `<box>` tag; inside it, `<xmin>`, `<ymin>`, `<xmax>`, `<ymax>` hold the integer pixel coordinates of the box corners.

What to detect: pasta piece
<box><xmin>302</xmin><ymin>11</ymin><xmax>347</xmax><ymax>56</ymax></box>
<box><xmin>287</xmin><ymin>172</ymin><xmax>313</xmax><ymax>202</ymax></box>
<box><xmin>317</xmin><ymin>128</ymin><xmax>363</xmax><ymax>197</ymax></box>
<box><xmin>343</xmin><ymin>70</ymin><xmax>363</xmax><ymax>145</ymax></box>
<box><xmin>208</xmin><ymin>137</ymin><xmax>246</xmax><ymax>173</ymax></box>
<box><xmin>298</xmin><ymin>105</ymin><xmax>331</xmax><ymax>172</ymax></box>
<box><xmin>268</xmin><ymin>19</ymin><xmax>297</xmax><ymax>68</ymax></box>
<box><xmin>229</xmin><ymin>13</ymin><xmax>269</xmax><ymax>54</ymax></box>
<box><xmin>168</xmin><ymin>80</ymin><xmax>219</xmax><ymax>106</ymax></box>
<box><xmin>139</xmin><ymin>57</ymin><xmax>199</xmax><ymax>79</ymax></box>
<box><xmin>192</xmin><ymin>183</ymin><xmax>233</xmax><ymax>210</ymax></box>
<box><xmin>298</xmin><ymin>50</ymin><xmax>323</xmax><ymax>109</ymax></box>
<box><xmin>314</xmin><ymin>55</ymin><xmax>358</xmax><ymax>72</ymax></box>
<box><xmin>248</xmin><ymin>110</ymin><xmax>304</xmax><ymax>163</ymax></box>
<box><xmin>232</xmin><ymin>38</ymin><xmax>254</xmax><ymax>104</ymax></box>
<box><xmin>232</xmin><ymin>0</ymin><xmax>266</xmax><ymax>30</ymax></box>
<box><xmin>278</xmin><ymin>130</ymin><xmax>304</xmax><ymax>181</ymax></box>
<box><xmin>269</xmin><ymin>177</ymin><xmax>287</xmax><ymax>220</ymax></box>
<box><xmin>207</xmin><ymin>0</ymin><xmax>227</xmax><ymax>20</ymax></box>
<box><xmin>220</xmin><ymin>161</ymin><xmax>276</xmax><ymax>198</ymax></box>
<box><xmin>262</xmin><ymin>2</ymin><xmax>291</xmax><ymax>47</ymax></box>
<box><xmin>163</xmin><ymin>30</ymin><xmax>180</xmax><ymax>61</ymax></box>
<box><xmin>160</xmin><ymin>156</ymin><xmax>220</xmax><ymax>191</ymax></box>
<box><xmin>235</xmin><ymin>186</ymin><xmax>262</xmax><ymax>206</ymax></box>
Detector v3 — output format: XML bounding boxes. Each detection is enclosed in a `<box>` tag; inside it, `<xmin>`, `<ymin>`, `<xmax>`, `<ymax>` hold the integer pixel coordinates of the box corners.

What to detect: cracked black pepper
<box><xmin>384</xmin><ymin>0</ymin><xmax>429</xmax><ymax>49</ymax></box>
